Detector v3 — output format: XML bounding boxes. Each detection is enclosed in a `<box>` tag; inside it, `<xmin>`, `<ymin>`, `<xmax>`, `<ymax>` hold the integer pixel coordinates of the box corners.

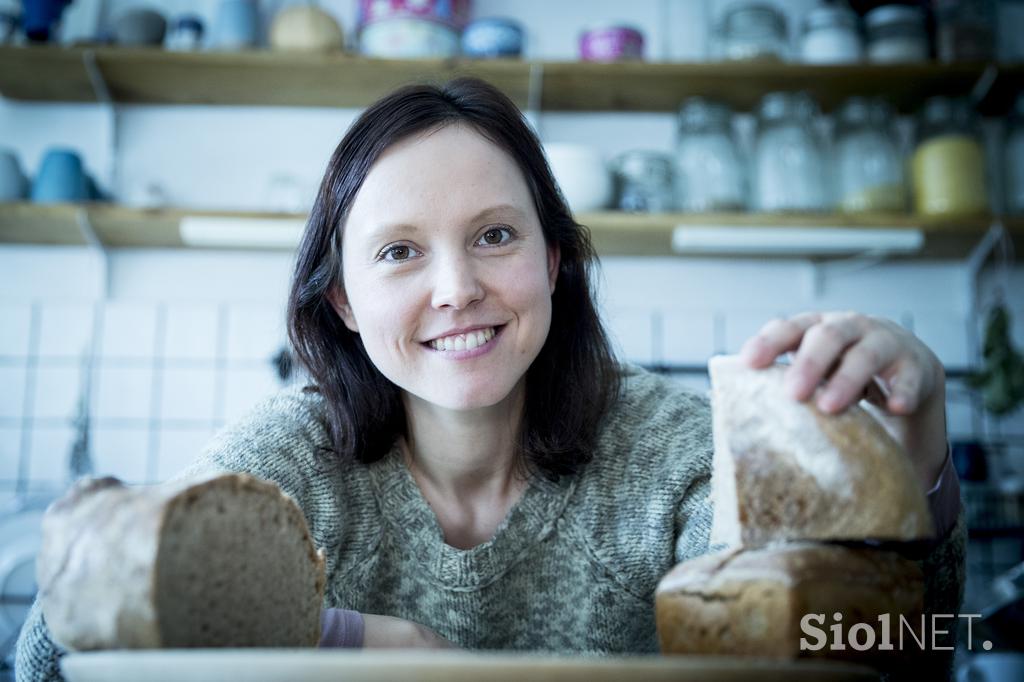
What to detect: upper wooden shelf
<box><xmin>2</xmin><ymin>45</ymin><xmax>1022</xmax><ymax>113</ymax></box>
<box><xmin>1</xmin><ymin>202</ymin><xmax>1020</xmax><ymax>260</ymax></box>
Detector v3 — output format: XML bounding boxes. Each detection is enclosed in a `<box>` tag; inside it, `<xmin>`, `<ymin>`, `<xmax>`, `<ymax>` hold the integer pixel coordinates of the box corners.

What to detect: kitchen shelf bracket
<box><xmin>82</xmin><ymin>49</ymin><xmax>122</xmax><ymax>203</ymax></box>
<box><xmin>964</xmin><ymin>220</ymin><xmax>1012</xmax><ymax>360</ymax></box>
<box><xmin>74</xmin><ymin>208</ymin><xmax>110</xmax><ymax>300</ymax></box>
<box><xmin>970</xmin><ymin>63</ymin><xmax>1000</xmax><ymax>107</ymax></box>
<box><xmin>526</xmin><ymin>61</ymin><xmax>544</xmax><ymax>135</ymax></box>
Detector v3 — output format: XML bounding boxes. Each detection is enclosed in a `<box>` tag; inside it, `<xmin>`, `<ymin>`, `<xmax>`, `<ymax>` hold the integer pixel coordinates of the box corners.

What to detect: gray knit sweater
<box><xmin>15</xmin><ymin>364</ymin><xmax>966</xmax><ymax>681</ymax></box>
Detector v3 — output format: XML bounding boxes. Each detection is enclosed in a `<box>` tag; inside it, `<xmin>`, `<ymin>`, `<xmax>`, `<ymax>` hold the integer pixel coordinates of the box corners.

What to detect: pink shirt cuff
<box><xmin>318</xmin><ymin>608</ymin><xmax>365</xmax><ymax>648</ymax></box>
<box><xmin>925</xmin><ymin>443</ymin><xmax>960</xmax><ymax>539</ymax></box>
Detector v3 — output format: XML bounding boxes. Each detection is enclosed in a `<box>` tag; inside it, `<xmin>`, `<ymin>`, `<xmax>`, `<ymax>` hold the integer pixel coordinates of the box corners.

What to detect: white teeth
<box><xmin>429</xmin><ymin>327</ymin><xmax>497</xmax><ymax>352</ymax></box>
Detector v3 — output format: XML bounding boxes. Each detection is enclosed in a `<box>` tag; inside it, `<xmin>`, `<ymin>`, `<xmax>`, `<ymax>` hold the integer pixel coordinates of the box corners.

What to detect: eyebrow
<box><xmin>364</xmin><ymin>204</ymin><xmax>528</xmax><ymax>242</ymax></box>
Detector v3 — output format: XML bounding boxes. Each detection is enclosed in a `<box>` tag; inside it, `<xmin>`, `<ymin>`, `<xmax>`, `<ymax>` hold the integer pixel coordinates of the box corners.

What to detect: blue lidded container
<box><xmin>462</xmin><ymin>17</ymin><xmax>523</xmax><ymax>58</ymax></box>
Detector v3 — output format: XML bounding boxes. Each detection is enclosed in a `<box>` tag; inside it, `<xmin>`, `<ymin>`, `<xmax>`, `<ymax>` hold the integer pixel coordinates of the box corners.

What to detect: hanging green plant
<box><xmin>967</xmin><ymin>304</ymin><xmax>1024</xmax><ymax>416</ymax></box>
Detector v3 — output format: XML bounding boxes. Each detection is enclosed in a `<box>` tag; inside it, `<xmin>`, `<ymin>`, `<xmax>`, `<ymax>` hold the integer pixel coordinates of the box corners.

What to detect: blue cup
<box><xmin>211</xmin><ymin>0</ymin><xmax>260</xmax><ymax>50</ymax></box>
<box><xmin>0</xmin><ymin>149</ymin><xmax>28</xmax><ymax>200</ymax></box>
<box><xmin>22</xmin><ymin>0</ymin><xmax>71</xmax><ymax>43</ymax></box>
<box><xmin>31</xmin><ymin>148</ymin><xmax>88</xmax><ymax>203</ymax></box>
<box><xmin>462</xmin><ymin>18</ymin><xmax>524</xmax><ymax>58</ymax></box>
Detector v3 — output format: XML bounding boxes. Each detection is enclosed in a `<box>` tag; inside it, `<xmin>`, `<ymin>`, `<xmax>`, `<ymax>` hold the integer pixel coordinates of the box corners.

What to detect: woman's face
<box><xmin>331</xmin><ymin>124</ymin><xmax>560</xmax><ymax>412</ymax></box>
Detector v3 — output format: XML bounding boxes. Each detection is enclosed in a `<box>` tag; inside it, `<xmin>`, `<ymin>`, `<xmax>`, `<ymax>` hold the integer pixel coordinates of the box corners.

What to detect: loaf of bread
<box><xmin>655</xmin><ymin>543</ymin><xmax>924</xmax><ymax>662</ymax></box>
<box><xmin>37</xmin><ymin>473</ymin><xmax>325</xmax><ymax>651</ymax></box>
<box><xmin>707</xmin><ymin>355</ymin><xmax>934</xmax><ymax>547</ymax></box>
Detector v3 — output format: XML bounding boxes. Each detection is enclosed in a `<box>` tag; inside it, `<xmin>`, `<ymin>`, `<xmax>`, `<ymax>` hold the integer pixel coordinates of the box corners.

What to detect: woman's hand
<box><xmin>739</xmin><ymin>311</ymin><xmax>948</xmax><ymax>492</ymax></box>
<box><xmin>362</xmin><ymin>614</ymin><xmax>458</xmax><ymax>649</ymax></box>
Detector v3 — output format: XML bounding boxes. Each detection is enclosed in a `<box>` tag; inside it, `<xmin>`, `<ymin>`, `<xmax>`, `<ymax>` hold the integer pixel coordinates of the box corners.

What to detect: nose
<box><xmin>430</xmin><ymin>252</ymin><xmax>485</xmax><ymax>310</ymax></box>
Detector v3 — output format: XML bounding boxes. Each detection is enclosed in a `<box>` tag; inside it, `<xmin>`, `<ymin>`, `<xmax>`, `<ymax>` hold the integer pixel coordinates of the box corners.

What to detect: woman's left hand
<box><xmin>739</xmin><ymin>311</ymin><xmax>948</xmax><ymax>492</ymax></box>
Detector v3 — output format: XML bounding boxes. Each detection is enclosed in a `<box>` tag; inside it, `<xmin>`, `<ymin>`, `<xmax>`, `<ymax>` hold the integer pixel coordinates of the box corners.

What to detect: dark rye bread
<box><xmin>655</xmin><ymin>543</ymin><xmax>924</xmax><ymax>663</ymax></box>
<box><xmin>37</xmin><ymin>473</ymin><xmax>325</xmax><ymax>651</ymax></box>
<box><xmin>707</xmin><ymin>355</ymin><xmax>934</xmax><ymax>546</ymax></box>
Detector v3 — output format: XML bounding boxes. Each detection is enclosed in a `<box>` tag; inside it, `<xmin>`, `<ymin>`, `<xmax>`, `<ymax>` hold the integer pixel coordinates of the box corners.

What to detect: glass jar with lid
<box><xmin>1005</xmin><ymin>92</ymin><xmax>1024</xmax><ymax>215</ymax></box>
<box><xmin>934</xmin><ymin>0</ymin><xmax>996</xmax><ymax>63</ymax></box>
<box><xmin>864</xmin><ymin>4</ymin><xmax>929</xmax><ymax>63</ymax></box>
<box><xmin>799</xmin><ymin>2</ymin><xmax>863</xmax><ymax>64</ymax></box>
<box><xmin>609</xmin><ymin>150</ymin><xmax>677</xmax><ymax>213</ymax></box>
<box><xmin>675</xmin><ymin>97</ymin><xmax>746</xmax><ymax>212</ymax></box>
<box><xmin>713</xmin><ymin>2</ymin><xmax>788</xmax><ymax>62</ymax></box>
<box><xmin>911</xmin><ymin>96</ymin><xmax>989</xmax><ymax>217</ymax></box>
<box><xmin>834</xmin><ymin>97</ymin><xmax>907</xmax><ymax>213</ymax></box>
<box><xmin>752</xmin><ymin>92</ymin><xmax>830</xmax><ymax>212</ymax></box>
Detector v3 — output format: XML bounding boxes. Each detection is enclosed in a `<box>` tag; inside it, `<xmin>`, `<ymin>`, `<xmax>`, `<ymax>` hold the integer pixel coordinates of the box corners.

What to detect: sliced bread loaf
<box><xmin>707</xmin><ymin>355</ymin><xmax>934</xmax><ymax>546</ymax></box>
<box><xmin>37</xmin><ymin>473</ymin><xmax>325</xmax><ymax>651</ymax></box>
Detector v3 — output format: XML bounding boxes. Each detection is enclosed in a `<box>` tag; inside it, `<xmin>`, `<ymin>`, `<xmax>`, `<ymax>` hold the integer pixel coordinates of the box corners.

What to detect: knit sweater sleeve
<box><xmin>14</xmin><ymin>597</ymin><xmax>66</xmax><ymax>682</ymax></box>
<box><xmin>902</xmin><ymin>503</ymin><xmax>967</xmax><ymax>681</ymax></box>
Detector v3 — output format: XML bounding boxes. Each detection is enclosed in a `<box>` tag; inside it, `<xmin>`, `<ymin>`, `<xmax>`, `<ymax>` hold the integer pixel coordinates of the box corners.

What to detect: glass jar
<box><xmin>1006</xmin><ymin>93</ymin><xmax>1024</xmax><ymax>215</ymax></box>
<box><xmin>834</xmin><ymin>97</ymin><xmax>907</xmax><ymax>213</ymax></box>
<box><xmin>934</xmin><ymin>0</ymin><xmax>996</xmax><ymax>63</ymax></box>
<box><xmin>911</xmin><ymin>96</ymin><xmax>989</xmax><ymax>217</ymax></box>
<box><xmin>714</xmin><ymin>2</ymin><xmax>788</xmax><ymax>62</ymax></box>
<box><xmin>752</xmin><ymin>92</ymin><xmax>830</xmax><ymax>212</ymax></box>
<box><xmin>864</xmin><ymin>5</ymin><xmax>929</xmax><ymax>63</ymax></box>
<box><xmin>610</xmin><ymin>151</ymin><xmax>677</xmax><ymax>213</ymax></box>
<box><xmin>799</xmin><ymin>3</ymin><xmax>863</xmax><ymax>64</ymax></box>
<box><xmin>675</xmin><ymin>98</ymin><xmax>746</xmax><ymax>211</ymax></box>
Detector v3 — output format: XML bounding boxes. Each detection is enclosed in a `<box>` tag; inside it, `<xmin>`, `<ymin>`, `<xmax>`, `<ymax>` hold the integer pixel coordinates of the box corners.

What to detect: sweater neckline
<box><xmin>367</xmin><ymin>441</ymin><xmax>576</xmax><ymax>588</ymax></box>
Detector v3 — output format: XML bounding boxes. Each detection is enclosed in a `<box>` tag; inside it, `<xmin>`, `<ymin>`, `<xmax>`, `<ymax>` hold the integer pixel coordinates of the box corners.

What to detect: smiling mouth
<box><xmin>423</xmin><ymin>325</ymin><xmax>505</xmax><ymax>352</ymax></box>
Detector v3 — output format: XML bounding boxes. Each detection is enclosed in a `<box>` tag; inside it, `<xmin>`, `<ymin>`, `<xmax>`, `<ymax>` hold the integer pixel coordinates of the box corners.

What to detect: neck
<box><xmin>400</xmin><ymin>379</ymin><xmax>526</xmax><ymax>500</ymax></box>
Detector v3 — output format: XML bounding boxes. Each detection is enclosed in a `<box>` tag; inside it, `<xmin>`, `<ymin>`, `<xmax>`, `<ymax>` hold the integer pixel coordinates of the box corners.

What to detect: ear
<box><xmin>326</xmin><ymin>287</ymin><xmax>359</xmax><ymax>333</ymax></box>
<box><xmin>547</xmin><ymin>242</ymin><xmax>561</xmax><ymax>295</ymax></box>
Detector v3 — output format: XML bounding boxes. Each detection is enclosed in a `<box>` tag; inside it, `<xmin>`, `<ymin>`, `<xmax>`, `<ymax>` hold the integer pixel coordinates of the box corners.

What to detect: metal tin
<box><xmin>462</xmin><ymin>17</ymin><xmax>523</xmax><ymax>58</ymax></box>
<box><xmin>357</xmin><ymin>0</ymin><xmax>472</xmax><ymax>30</ymax></box>
<box><xmin>360</xmin><ymin>18</ymin><xmax>459</xmax><ymax>58</ymax></box>
<box><xmin>579</xmin><ymin>24</ymin><xmax>644</xmax><ymax>62</ymax></box>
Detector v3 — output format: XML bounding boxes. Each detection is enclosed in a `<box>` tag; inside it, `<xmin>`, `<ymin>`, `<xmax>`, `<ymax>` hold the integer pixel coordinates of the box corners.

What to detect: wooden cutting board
<box><xmin>62</xmin><ymin>650</ymin><xmax>880</xmax><ymax>681</ymax></box>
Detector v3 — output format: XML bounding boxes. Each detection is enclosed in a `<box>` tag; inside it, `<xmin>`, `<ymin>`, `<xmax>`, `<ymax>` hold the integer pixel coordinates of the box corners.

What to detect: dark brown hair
<box><xmin>286</xmin><ymin>77</ymin><xmax>620</xmax><ymax>482</ymax></box>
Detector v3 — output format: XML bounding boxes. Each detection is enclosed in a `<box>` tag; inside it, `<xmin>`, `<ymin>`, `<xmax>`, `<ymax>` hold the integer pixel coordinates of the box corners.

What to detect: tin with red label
<box><xmin>357</xmin><ymin>0</ymin><xmax>472</xmax><ymax>30</ymax></box>
<box><xmin>357</xmin><ymin>0</ymin><xmax>471</xmax><ymax>58</ymax></box>
<box><xmin>579</xmin><ymin>24</ymin><xmax>644</xmax><ymax>62</ymax></box>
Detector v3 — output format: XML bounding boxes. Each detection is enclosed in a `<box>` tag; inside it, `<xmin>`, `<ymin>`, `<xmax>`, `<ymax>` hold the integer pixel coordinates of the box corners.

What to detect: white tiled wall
<box><xmin>0</xmin><ymin>275</ymin><xmax>303</xmax><ymax>491</ymax></box>
<box><xmin>1</xmin><ymin>244</ymin><xmax>1022</xmax><ymax>494</ymax></box>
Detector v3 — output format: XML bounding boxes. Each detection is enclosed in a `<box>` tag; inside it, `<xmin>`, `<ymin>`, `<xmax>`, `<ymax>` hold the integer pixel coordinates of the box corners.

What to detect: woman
<box><xmin>16</xmin><ymin>78</ymin><xmax>964</xmax><ymax>679</ymax></box>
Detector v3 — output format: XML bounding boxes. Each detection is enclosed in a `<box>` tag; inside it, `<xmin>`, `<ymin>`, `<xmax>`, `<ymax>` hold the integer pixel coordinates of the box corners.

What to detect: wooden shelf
<box><xmin>2</xmin><ymin>46</ymin><xmax>1021</xmax><ymax>113</ymax></box>
<box><xmin>2</xmin><ymin>202</ymin><xmax>1020</xmax><ymax>259</ymax></box>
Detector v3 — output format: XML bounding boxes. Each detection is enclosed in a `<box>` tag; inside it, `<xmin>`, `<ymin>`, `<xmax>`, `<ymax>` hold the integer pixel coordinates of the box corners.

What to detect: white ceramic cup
<box><xmin>542</xmin><ymin>143</ymin><xmax>612</xmax><ymax>214</ymax></box>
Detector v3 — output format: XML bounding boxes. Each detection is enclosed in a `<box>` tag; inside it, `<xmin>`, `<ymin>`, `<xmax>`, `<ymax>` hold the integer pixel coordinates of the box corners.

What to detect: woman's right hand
<box><xmin>362</xmin><ymin>614</ymin><xmax>458</xmax><ymax>649</ymax></box>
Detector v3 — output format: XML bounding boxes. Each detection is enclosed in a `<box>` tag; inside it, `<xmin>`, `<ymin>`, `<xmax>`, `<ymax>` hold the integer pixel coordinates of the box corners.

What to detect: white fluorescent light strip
<box><xmin>179</xmin><ymin>216</ymin><xmax>305</xmax><ymax>249</ymax></box>
<box><xmin>671</xmin><ymin>226</ymin><xmax>924</xmax><ymax>255</ymax></box>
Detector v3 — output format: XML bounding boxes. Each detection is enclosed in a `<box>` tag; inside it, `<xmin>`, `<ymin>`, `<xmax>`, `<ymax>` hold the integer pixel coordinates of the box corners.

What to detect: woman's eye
<box><xmin>378</xmin><ymin>244</ymin><xmax>420</xmax><ymax>262</ymax></box>
<box><xmin>478</xmin><ymin>226</ymin><xmax>515</xmax><ymax>246</ymax></box>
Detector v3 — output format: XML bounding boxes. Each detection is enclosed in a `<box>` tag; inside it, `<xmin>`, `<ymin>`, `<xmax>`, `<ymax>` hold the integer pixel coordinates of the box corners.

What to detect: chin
<box><xmin>429</xmin><ymin>384</ymin><xmax>513</xmax><ymax>411</ymax></box>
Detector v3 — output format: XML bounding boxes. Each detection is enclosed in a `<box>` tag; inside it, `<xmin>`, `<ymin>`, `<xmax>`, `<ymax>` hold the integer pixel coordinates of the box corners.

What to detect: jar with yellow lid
<box><xmin>910</xmin><ymin>97</ymin><xmax>989</xmax><ymax>217</ymax></box>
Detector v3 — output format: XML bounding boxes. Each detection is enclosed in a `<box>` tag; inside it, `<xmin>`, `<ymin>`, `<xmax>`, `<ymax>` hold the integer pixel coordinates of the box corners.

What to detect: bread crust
<box><xmin>38</xmin><ymin>473</ymin><xmax>326</xmax><ymax>651</ymax></box>
<box><xmin>655</xmin><ymin>543</ymin><xmax>924</xmax><ymax>663</ymax></box>
<box><xmin>708</xmin><ymin>355</ymin><xmax>934</xmax><ymax>546</ymax></box>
